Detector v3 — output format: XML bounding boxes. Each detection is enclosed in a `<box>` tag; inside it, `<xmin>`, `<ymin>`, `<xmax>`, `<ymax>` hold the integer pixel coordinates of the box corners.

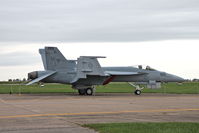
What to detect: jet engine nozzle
<box><xmin>28</xmin><ymin>71</ymin><xmax>38</xmax><ymax>80</ymax></box>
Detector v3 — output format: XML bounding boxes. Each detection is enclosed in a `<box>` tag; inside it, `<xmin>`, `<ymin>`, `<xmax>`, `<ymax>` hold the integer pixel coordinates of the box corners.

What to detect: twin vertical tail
<box><xmin>26</xmin><ymin>47</ymin><xmax>72</xmax><ymax>85</ymax></box>
<box><xmin>39</xmin><ymin>47</ymin><xmax>68</xmax><ymax>70</ymax></box>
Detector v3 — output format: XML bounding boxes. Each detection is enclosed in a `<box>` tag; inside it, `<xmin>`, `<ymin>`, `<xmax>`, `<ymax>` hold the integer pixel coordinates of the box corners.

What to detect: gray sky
<box><xmin>0</xmin><ymin>0</ymin><xmax>199</xmax><ymax>42</ymax></box>
<box><xmin>0</xmin><ymin>0</ymin><xmax>199</xmax><ymax>80</ymax></box>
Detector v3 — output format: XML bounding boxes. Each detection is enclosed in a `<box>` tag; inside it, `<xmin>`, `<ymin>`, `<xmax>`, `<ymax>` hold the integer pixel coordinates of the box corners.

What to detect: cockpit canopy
<box><xmin>137</xmin><ymin>65</ymin><xmax>156</xmax><ymax>71</ymax></box>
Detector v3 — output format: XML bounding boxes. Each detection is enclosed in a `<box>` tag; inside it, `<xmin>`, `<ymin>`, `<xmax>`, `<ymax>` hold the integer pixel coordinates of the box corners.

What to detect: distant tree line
<box><xmin>8</xmin><ymin>78</ymin><xmax>27</xmax><ymax>82</ymax></box>
<box><xmin>5</xmin><ymin>78</ymin><xmax>199</xmax><ymax>82</ymax></box>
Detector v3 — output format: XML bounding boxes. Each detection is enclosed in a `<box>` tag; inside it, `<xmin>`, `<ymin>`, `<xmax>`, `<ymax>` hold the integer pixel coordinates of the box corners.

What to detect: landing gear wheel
<box><xmin>134</xmin><ymin>90</ymin><xmax>141</xmax><ymax>95</ymax></box>
<box><xmin>78</xmin><ymin>89</ymin><xmax>86</xmax><ymax>95</ymax></box>
<box><xmin>86</xmin><ymin>88</ymin><xmax>93</xmax><ymax>95</ymax></box>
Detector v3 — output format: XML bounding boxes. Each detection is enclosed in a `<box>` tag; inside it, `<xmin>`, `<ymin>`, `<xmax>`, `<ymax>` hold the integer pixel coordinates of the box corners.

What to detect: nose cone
<box><xmin>167</xmin><ymin>74</ymin><xmax>185</xmax><ymax>83</ymax></box>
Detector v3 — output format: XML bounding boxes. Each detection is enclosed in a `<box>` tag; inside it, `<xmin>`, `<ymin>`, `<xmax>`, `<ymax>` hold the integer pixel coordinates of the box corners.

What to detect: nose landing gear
<box><xmin>128</xmin><ymin>82</ymin><xmax>144</xmax><ymax>95</ymax></box>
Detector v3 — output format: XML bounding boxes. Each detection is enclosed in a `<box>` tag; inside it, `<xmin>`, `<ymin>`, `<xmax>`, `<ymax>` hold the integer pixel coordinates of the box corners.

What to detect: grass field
<box><xmin>84</xmin><ymin>122</ymin><xmax>199</xmax><ymax>133</ymax></box>
<box><xmin>0</xmin><ymin>82</ymin><xmax>199</xmax><ymax>94</ymax></box>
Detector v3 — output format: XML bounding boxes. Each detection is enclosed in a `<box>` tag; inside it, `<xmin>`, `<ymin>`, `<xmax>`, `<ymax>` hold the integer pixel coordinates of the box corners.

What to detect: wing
<box><xmin>26</xmin><ymin>71</ymin><xmax>56</xmax><ymax>85</ymax></box>
<box><xmin>104</xmin><ymin>71</ymin><xmax>146</xmax><ymax>76</ymax></box>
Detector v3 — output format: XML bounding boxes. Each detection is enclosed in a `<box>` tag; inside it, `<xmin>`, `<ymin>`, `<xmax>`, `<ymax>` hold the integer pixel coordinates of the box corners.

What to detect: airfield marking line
<box><xmin>0</xmin><ymin>108</ymin><xmax>199</xmax><ymax>119</ymax></box>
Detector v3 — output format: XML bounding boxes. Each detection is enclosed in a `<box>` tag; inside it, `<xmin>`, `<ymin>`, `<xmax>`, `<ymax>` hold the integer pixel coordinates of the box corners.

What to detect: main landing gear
<box><xmin>78</xmin><ymin>88</ymin><xmax>94</xmax><ymax>95</ymax></box>
<box><xmin>128</xmin><ymin>82</ymin><xmax>144</xmax><ymax>95</ymax></box>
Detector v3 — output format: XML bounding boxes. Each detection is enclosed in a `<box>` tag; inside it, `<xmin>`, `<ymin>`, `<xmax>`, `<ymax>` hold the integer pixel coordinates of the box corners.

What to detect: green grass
<box><xmin>143</xmin><ymin>82</ymin><xmax>199</xmax><ymax>94</ymax></box>
<box><xmin>97</xmin><ymin>82</ymin><xmax>199</xmax><ymax>94</ymax></box>
<box><xmin>84</xmin><ymin>122</ymin><xmax>199</xmax><ymax>133</ymax></box>
<box><xmin>0</xmin><ymin>82</ymin><xmax>199</xmax><ymax>94</ymax></box>
<box><xmin>0</xmin><ymin>84</ymin><xmax>76</xmax><ymax>94</ymax></box>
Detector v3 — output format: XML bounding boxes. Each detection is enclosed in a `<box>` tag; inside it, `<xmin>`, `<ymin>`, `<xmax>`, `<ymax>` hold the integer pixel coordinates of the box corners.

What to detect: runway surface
<box><xmin>0</xmin><ymin>93</ymin><xmax>199</xmax><ymax>133</ymax></box>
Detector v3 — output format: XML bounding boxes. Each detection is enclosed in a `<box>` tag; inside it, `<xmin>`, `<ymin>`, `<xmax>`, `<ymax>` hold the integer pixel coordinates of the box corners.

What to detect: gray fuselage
<box><xmin>37</xmin><ymin>66</ymin><xmax>184</xmax><ymax>86</ymax></box>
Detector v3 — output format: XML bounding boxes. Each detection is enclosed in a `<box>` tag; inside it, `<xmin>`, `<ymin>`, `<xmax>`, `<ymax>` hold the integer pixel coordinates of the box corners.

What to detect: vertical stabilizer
<box><xmin>39</xmin><ymin>47</ymin><xmax>68</xmax><ymax>70</ymax></box>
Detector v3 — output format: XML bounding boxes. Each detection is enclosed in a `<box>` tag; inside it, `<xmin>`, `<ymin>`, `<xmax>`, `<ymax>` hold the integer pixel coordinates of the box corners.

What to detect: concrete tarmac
<box><xmin>0</xmin><ymin>93</ymin><xmax>199</xmax><ymax>133</ymax></box>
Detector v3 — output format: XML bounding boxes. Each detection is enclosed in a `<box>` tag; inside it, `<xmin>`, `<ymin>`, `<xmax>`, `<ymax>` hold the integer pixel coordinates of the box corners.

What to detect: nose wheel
<box><xmin>134</xmin><ymin>90</ymin><xmax>141</xmax><ymax>95</ymax></box>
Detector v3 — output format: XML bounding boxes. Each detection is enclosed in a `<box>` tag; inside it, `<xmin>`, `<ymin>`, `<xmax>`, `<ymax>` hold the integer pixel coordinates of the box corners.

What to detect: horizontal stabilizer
<box><xmin>26</xmin><ymin>71</ymin><xmax>56</xmax><ymax>85</ymax></box>
<box><xmin>105</xmin><ymin>71</ymin><xmax>146</xmax><ymax>76</ymax></box>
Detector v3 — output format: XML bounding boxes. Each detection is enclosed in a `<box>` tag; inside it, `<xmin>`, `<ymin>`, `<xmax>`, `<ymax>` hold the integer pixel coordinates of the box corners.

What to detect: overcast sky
<box><xmin>1</xmin><ymin>0</ymin><xmax>199</xmax><ymax>42</ymax></box>
<box><xmin>0</xmin><ymin>0</ymin><xmax>199</xmax><ymax>80</ymax></box>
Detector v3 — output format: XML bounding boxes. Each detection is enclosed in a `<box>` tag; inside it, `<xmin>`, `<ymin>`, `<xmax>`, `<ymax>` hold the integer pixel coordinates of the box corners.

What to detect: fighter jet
<box><xmin>27</xmin><ymin>47</ymin><xmax>184</xmax><ymax>95</ymax></box>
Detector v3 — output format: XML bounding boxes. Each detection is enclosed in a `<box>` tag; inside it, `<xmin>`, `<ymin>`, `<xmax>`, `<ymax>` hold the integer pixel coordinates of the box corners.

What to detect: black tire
<box><xmin>134</xmin><ymin>90</ymin><xmax>141</xmax><ymax>95</ymax></box>
<box><xmin>86</xmin><ymin>88</ymin><xmax>93</xmax><ymax>95</ymax></box>
<box><xmin>78</xmin><ymin>89</ymin><xmax>86</xmax><ymax>95</ymax></box>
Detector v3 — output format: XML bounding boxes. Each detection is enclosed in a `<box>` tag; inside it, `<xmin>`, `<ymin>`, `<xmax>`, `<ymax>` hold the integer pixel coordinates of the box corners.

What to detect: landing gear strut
<box><xmin>128</xmin><ymin>82</ymin><xmax>144</xmax><ymax>95</ymax></box>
